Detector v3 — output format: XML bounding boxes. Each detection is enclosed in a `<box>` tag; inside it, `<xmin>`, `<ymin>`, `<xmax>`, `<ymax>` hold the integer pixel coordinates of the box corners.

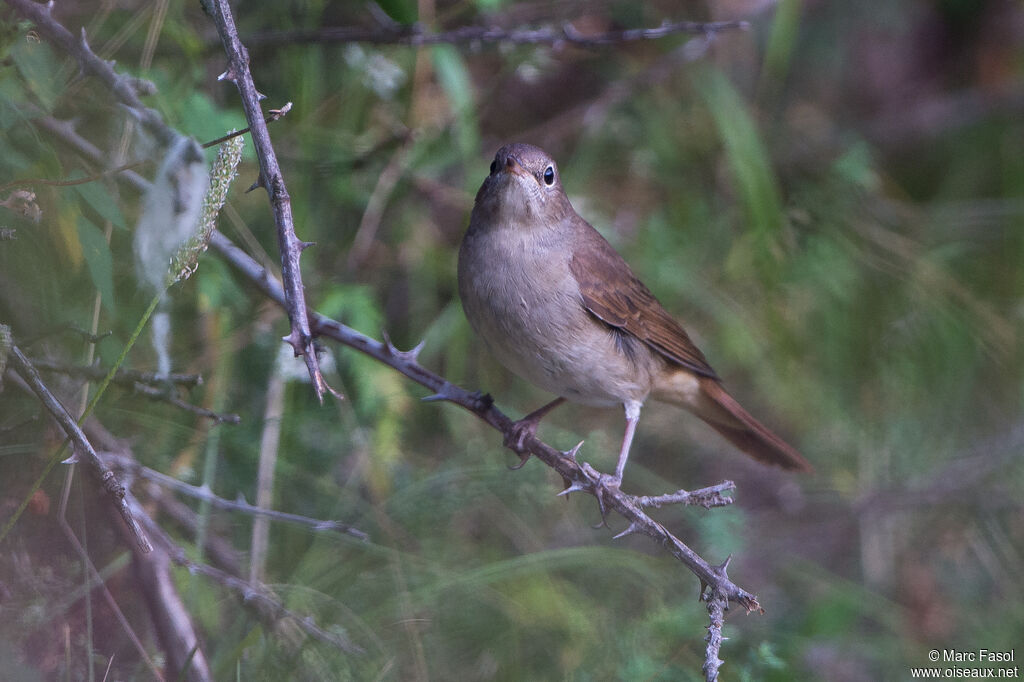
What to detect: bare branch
<box><xmin>635</xmin><ymin>481</ymin><xmax>736</xmax><ymax>510</ymax></box>
<box><xmin>29</xmin><ymin>357</ymin><xmax>235</xmax><ymax>423</ymax></box>
<box><xmin>130</xmin><ymin>382</ymin><xmax>241</xmax><ymax>424</ymax></box>
<box><xmin>203</xmin><ymin>0</ymin><xmax>328</xmax><ymax>402</ymax></box>
<box><xmin>703</xmin><ymin>587</ymin><xmax>728</xmax><ymax>681</ymax></box>
<box><xmin>85</xmin><ymin>421</ymin><xmax>365</xmax><ymax>656</ymax></box>
<box><xmin>157</xmin><ymin>534</ymin><xmax>364</xmax><ymax>654</ymax></box>
<box><xmin>29</xmin><ymin>113</ymin><xmax>151</xmax><ymax>190</ymax></box>
<box><xmin>5</xmin><ymin>0</ymin><xmax>174</xmax><ymax>144</ymax></box>
<box><xmin>56</xmin><ymin>475</ymin><xmax>170</xmax><ymax>681</ymax></box>
<box><xmin>246</xmin><ymin>18</ymin><xmax>749</xmax><ymax>49</ymax></box>
<box><xmin>104</xmin><ymin>452</ymin><xmax>368</xmax><ymax>541</ymax></box>
<box><xmin>31</xmin><ymin>357</ymin><xmax>203</xmax><ymax>387</ymax></box>
<box><xmin>3</xmin><ymin>102</ymin><xmax>290</xmax><ymax>193</ymax></box>
<box><xmin>209</xmin><ymin>230</ymin><xmax>761</xmax><ymax>613</ymax></box>
<box><xmin>7</xmin><ymin>344</ymin><xmax>153</xmax><ymax>553</ymax></box>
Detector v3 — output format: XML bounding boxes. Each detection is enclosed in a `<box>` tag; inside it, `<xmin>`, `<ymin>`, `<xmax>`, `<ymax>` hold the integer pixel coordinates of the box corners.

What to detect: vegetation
<box><xmin>0</xmin><ymin>0</ymin><xmax>1021</xmax><ymax>679</ymax></box>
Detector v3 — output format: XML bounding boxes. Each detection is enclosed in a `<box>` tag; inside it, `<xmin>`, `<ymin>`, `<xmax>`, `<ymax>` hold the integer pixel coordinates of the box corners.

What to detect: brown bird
<box><xmin>458</xmin><ymin>143</ymin><xmax>811</xmax><ymax>484</ymax></box>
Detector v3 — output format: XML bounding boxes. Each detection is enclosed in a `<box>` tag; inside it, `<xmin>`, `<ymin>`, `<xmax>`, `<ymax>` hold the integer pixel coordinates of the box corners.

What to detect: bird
<box><xmin>457</xmin><ymin>143</ymin><xmax>811</xmax><ymax>485</ymax></box>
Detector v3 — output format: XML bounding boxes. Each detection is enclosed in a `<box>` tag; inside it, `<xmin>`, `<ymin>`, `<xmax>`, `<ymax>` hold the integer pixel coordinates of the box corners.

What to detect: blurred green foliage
<box><xmin>0</xmin><ymin>0</ymin><xmax>1022</xmax><ymax>680</ymax></box>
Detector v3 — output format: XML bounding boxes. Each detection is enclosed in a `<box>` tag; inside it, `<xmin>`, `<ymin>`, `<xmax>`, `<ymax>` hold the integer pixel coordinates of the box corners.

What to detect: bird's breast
<box><xmin>458</xmin><ymin>225</ymin><xmax>657</xmax><ymax>406</ymax></box>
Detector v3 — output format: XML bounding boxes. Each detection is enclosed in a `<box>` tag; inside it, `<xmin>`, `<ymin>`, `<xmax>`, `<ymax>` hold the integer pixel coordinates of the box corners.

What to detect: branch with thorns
<box><xmin>6</xmin><ymin>1</ymin><xmax>763</xmax><ymax>673</ymax></box>
<box><xmin>210</xmin><ymin>230</ymin><xmax>763</xmax><ymax>617</ymax></box>
<box><xmin>246</xmin><ymin>15</ymin><xmax>749</xmax><ymax>49</ymax></box>
<box><xmin>203</xmin><ymin>0</ymin><xmax>330</xmax><ymax>402</ymax></box>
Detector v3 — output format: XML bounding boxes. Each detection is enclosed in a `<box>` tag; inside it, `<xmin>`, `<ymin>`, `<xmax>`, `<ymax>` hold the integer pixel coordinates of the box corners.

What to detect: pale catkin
<box><xmin>171</xmin><ymin>133</ymin><xmax>245</xmax><ymax>284</ymax></box>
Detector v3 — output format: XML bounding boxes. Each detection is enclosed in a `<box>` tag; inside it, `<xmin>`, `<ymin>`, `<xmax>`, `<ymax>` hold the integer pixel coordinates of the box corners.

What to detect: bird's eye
<box><xmin>489</xmin><ymin>160</ymin><xmax>497</xmax><ymax>175</ymax></box>
<box><xmin>543</xmin><ymin>166</ymin><xmax>555</xmax><ymax>185</ymax></box>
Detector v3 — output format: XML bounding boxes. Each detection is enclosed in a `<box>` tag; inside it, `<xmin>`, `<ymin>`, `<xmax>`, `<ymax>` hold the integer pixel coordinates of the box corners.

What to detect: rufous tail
<box><xmin>654</xmin><ymin>372</ymin><xmax>813</xmax><ymax>472</ymax></box>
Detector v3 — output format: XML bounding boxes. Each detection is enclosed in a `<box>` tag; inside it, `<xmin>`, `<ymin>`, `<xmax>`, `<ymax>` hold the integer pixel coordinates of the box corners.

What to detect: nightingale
<box><xmin>458</xmin><ymin>143</ymin><xmax>812</xmax><ymax>484</ymax></box>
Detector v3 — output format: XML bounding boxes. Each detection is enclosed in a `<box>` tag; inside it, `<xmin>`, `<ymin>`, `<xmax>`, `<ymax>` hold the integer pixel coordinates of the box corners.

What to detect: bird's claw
<box><xmin>502</xmin><ymin>412</ymin><xmax>547</xmax><ymax>470</ymax></box>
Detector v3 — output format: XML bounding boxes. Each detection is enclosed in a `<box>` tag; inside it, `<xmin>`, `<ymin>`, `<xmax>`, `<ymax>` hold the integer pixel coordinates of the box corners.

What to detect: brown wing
<box><xmin>568</xmin><ymin>218</ymin><xmax>718</xmax><ymax>379</ymax></box>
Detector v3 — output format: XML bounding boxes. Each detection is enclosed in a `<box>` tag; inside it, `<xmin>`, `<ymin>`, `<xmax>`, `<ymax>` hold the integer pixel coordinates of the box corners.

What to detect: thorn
<box><xmin>556</xmin><ymin>480</ymin><xmax>587</xmax><ymax>497</ymax></box>
<box><xmin>698</xmin><ymin>580</ymin><xmax>709</xmax><ymax>601</ymax></box>
<box><xmin>591</xmin><ymin>480</ymin><xmax>612</xmax><ymax>528</ymax></box>
<box><xmin>407</xmin><ymin>339</ymin><xmax>426</xmax><ymax>361</ymax></box>
<box><xmin>381</xmin><ymin>329</ymin><xmax>399</xmax><ymax>355</ymax></box>
<box><xmin>246</xmin><ymin>177</ymin><xmax>262</xmax><ymax>193</ymax></box>
<box><xmin>282</xmin><ymin>331</ymin><xmax>304</xmax><ymax>355</ymax></box>
<box><xmin>715</xmin><ymin>554</ymin><xmax>733</xmax><ymax>578</ymax></box>
<box><xmin>217</xmin><ymin>67</ymin><xmax>239</xmax><ymax>84</ymax></box>
<box><xmin>421</xmin><ymin>381</ymin><xmax>457</xmax><ymax>403</ymax></box>
<box><xmin>382</xmin><ymin>331</ymin><xmax>426</xmax><ymax>362</ymax></box>
<box><xmin>612</xmin><ymin>522</ymin><xmax>641</xmax><ymax>540</ymax></box>
<box><xmin>297</xmin><ymin>239</ymin><xmax>316</xmax><ymax>251</ymax></box>
<box><xmin>256</xmin><ymin>89</ymin><xmax>267</xmax><ymax>101</ymax></box>
<box><xmin>325</xmin><ymin>382</ymin><xmax>345</xmax><ymax>401</ymax></box>
<box><xmin>562</xmin><ymin>441</ymin><xmax>585</xmax><ymax>463</ymax></box>
<box><xmin>62</xmin><ymin>453</ymin><xmax>80</xmax><ymax>465</ymax></box>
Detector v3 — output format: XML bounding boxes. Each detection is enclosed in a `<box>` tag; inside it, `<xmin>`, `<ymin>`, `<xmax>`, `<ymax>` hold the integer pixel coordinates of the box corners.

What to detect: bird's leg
<box><xmin>610</xmin><ymin>400</ymin><xmax>642</xmax><ymax>485</ymax></box>
<box><xmin>504</xmin><ymin>397</ymin><xmax>566</xmax><ymax>467</ymax></box>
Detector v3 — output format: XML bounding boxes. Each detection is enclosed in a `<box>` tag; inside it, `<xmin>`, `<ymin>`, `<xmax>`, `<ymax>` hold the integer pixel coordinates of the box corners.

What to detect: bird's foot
<box><xmin>576</xmin><ymin>462</ymin><xmax>620</xmax><ymax>527</ymax></box>
<box><xmin>503</xmin><ymin>415</ymin><xmax>545</xmax><ymax>469</ymax></box>
<box><xmin>504</xmin><ymin>415</ymin><xmax>541</xmax><ymax>452</ymax></box>
<box><xmin>502</xmin><ymin>398</ymin><xmax>566</xmax><ymax>469</ymax></box>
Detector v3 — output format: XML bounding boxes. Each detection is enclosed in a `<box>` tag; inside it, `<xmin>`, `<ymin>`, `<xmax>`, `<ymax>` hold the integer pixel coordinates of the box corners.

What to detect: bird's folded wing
<box><xmin>568</xmin><ymin>219</ymin><xmax>719</xmax><ymax>380</ymax></box>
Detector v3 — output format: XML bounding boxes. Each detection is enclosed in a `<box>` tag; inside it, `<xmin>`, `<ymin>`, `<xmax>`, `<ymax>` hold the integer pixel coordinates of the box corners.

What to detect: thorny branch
<box><xmin>246</xmin><ymin>17</ymin><xmax>749</xmax><ymax>49</ymax></box>
<box><xmin>703</xmin><ymin>586</ymin><xmax>728</xmax><ymax>682</ymax></box>
<box><xmin>30</xmin><ymin>357</ymin><xmax>239</xmax><ymax>423</ymax></box>
<box><xmin>105</xmin><ymin>451</ymin><xmax>368</xmax><ymax>540</ymax></box>
<box><xmin>84</xmin><ymin>420</ymin><xmax>365</xmax><ymax>659</ymax></box>
<box><xmin>7</xmin><ymin>344</ymin><xmax>153</xmax><ymax>553</ymax></box>
<box><xmin>5</xmin><ymin>0</ymin><xmax>174</xmax><ymax>145</ymax></box>
<box><xmin>210</xmin><ymin>230</ymin><xmax>761</xmax><ymax>616</ymax></box>
<box><xmin>30</xmin><ymin>357</ymin><xmax>203</xmax><ymax>388</ymax></box>
<box><xmin>203</xmin><ymin>0</ymin><xmax>329</xmax><ymax>402</ymax></box>
<box><xmin>131</xmin><ymin>488</ymin><xmax>364</xmax><ymax>654</ymax></box>
<box><xmin>11</xmin><ymin>3</ymin><xmax>760</xmax><ymax>670</ymax></box>
<box><xmin>130</xmin><ymin>381</ymin><xmax>242</xmax><ymax>424</ymax></box>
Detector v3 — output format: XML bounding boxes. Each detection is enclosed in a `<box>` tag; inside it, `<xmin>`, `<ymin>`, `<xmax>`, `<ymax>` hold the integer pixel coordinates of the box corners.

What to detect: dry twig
<box><xmin>85</xmin><ymin>421</ymin><xmax>364</xmax><ymax>658</ymax></box>
<box><xmin>5</xmin><ymin>0</ymin><xmax>173</xmax><ymax>144</ymax></box>
<box><xmin>247</xmin><ymin>17</ymin><xmax>749</xmax><ymax>49</ymax></box>
<box><xmin>7</xmin><ymin>344</ymin><xmax>153</xmax><ymax>552</ymax></box>
<box><xmin>105</xmin><ymin>451</ymin><xmax>368</xmax><ymax>540</ymax></box>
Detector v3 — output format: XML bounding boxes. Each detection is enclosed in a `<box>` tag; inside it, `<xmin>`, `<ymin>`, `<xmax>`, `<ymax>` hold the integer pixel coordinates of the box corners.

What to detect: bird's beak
<box><xmin>502</xmin><ymin>154</ymin><xmax>530</xmax><ymax>178</ymax></box>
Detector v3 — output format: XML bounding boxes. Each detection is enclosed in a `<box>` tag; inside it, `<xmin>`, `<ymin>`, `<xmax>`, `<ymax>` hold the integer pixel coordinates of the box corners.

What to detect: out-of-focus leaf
<box><xmin>9</xmin><ymin>37</ymin><xmax>65</xmax><ymax>113</ymax></box>
<box><xmin>72</xmin><ymin>173</ymin><xmax>127</xmax><ymax>230</ymax></box>
<box><xmin>760</xmin><ymin>0</ymin><xmax>803</xmax><ymax>99</ymax></box>
<box><xmin>432</xmin><ymin>45</ymin><xmax>479</xmax><ymax>160</ymax></box>
<box><xmin>375</xmin><ymin>0</ymin><xmax>417</xmax><ymax>25</ymax></box>
<box><xmin>176</xmin><ymin>92</ymin><xmax>248</xmax><ymax>155</ymax></box>
<box><xmin>76</xmin><ymin>216</ymin><xmax>115</xmax><ymax>313</ymax></box>
<box><xmin>696</xmin><ymin>67</ymin><xmax>783</xmax><ymax>240</ymax></box>
<box><xmin>197</xmin><ymin>254</ymin><xmax>246</xmax><ymax>313</ymax></box>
